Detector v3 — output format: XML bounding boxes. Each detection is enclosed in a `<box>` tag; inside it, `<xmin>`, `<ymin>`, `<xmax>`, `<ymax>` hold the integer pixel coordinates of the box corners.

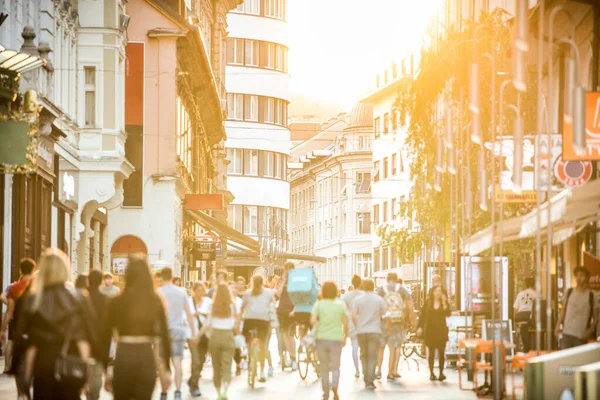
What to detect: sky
<box><xmin>287</xmin><ymin>0</ymin><xmax>444</xmax><ymax>113</ymax></box>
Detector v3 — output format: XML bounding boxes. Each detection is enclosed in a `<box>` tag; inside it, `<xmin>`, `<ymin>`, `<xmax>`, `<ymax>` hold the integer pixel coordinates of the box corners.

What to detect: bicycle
<box><xmin>290</xmin><ymin>322</ymin><xmax>320</xmax><ymax>381</ymax></box>
<box><xmin>401</xmin><ymin>331</ymin><xmax>426</xmax><ymax>359</ymax></box>
<box><xmin>247</xmin><ymin>328</ymin><xmax>261</xmax><ymax>388</ymax></box>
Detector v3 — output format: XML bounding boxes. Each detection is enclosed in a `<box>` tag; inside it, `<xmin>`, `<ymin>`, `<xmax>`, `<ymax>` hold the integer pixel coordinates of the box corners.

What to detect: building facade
<box><xmin>362</xmin><ymin>57</ymin><xmax>416</xmax><ymax>284</ymax></box>
<box><xmin>0</xmin><ymin>0</ymin><xmax>132</xmax><ymax>291</ymax></box>
<box><xmin>289</xmin><ymin>106</ymin><xmax>373</xmax><ymax>288</ymax></box>
<box><xmin>107</xmin><ymin>0</ymin><xmax>240</xmax><ymax>280</ymax></box>
<box><xmin>224</xmin><ymin>0</ymin><xmax>291</xmax><ymax>273</ymax></box>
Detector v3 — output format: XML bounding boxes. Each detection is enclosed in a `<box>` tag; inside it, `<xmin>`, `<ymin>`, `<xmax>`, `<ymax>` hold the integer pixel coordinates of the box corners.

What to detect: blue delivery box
<box><xmin>287</xmin><ymin>268</ymin><xmax>319</xmax><ymax>306</ymax></box>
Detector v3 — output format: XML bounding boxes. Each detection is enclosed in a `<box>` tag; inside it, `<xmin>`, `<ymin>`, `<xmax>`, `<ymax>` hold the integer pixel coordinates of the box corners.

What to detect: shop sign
<box><xmin>0</xmin><ymin>119</ymin><xmax>38</xmax><ymax>173</ymax></box>
<box><xmin>36</xmin><ymin>137</ymin><xmax>54</xmax><ymax>173</ymax></box>
<box><xmin>494</xmin><ymin>184</ymin><xmax>536</xmax><ymax>203</ymax></box>
<box><xmin>112</xmin><ymin>257</ymin><xmax>128</xmax><ymax>275</ymax></box>
<box><xmin>62</xmin><ymin>172</ymin><xmax>75</xmax><ymax>200</ymax></box>
<box><xmin>563</xmin><ymin>92</ymin><xmax>600</xmax><ymax>161</ymax></box>
<box><xmin>583</xmin><ymin>252</ymin><xmax>600</xmax><ymax>291</ymax></box>
<box><xmin>553</xmin><ymin>156</ymin><xmax>592</xmax><ymax>187</ymax></box>
<box><xmin>194</xmin><ymin>241</ymin><xmax>215</xmax><ymax>261</ymax></box>
<box><xmin>535</xmin><ymin>134</ymin><xmax>562</xmax><ymax>191</ymax></box>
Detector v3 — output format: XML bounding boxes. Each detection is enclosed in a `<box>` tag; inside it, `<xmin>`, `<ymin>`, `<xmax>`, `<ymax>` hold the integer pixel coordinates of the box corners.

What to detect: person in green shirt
<box><xmin>311</xmin><ymin>281</ymin><xmax>348</xmax><ymax>400</ymax></box>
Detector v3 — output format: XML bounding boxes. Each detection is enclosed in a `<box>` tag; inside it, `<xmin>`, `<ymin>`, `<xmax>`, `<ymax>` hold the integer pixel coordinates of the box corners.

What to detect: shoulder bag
<box><xmin>54</xmin><ymin>312</ymin><xmax>88</xmax><ymax>388</ymax></box>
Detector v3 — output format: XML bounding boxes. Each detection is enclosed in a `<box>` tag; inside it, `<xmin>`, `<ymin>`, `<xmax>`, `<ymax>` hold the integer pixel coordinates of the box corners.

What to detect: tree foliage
<box><xmin>379</xmin><ymin>11</ymin><xmax>537</xmax><ymax>268</ymax></box>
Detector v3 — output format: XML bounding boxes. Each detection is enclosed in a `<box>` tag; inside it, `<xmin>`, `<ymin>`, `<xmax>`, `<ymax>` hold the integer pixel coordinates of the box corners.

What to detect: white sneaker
<box><xmin>241</xmin><ymin>360</ymin><xmax>248</xmax><ymax>370</ymax></box>
<box><xmin>258</xmin><ymin>371</ymin><xmax>267</xmax><ymax>382</ymax></box>
<box><xmin>268</xmin><ymin>366</ymin><xmax>274</xmax><ymax>377</ymax></box>
<box><xmin>292</xmin><ymin>360</ymin><xmax>298</xmax><ymax>371</ymax></box>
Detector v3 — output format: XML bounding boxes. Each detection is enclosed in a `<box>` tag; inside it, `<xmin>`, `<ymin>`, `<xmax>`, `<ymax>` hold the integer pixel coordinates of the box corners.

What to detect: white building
<box><xmin>362</xmin><ymin>57</ymin><xmax>416</xmax><ymax>283</ymax></box>
<box><xmin>0</xmin><ymin>0</ymin><xmax>132</xmax><ymax>283</ymax></box>
<box><xmin>289</xmin><ymin>105</ymin><xmax>373</xmax><ymax>288</ymax></box>
<box><xmin>224</xmin><ymin>0</ymin><xmax>291</xmax><ymax>272</ymax></box>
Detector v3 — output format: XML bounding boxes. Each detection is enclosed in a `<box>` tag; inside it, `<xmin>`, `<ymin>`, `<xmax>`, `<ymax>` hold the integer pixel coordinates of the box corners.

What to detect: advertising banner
<box><xmin>563</xmin><ymin>92</ymin><xmax>600</xmax><ymax>161</ymax></box>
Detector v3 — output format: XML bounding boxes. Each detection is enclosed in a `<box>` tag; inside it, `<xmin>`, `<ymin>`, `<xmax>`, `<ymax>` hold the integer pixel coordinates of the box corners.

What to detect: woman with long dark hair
<box><xmin>199</xmin><ymin>282</ymin><xmax>238</xmax><ymax>400</ymax></box>
<box><xmin>241</xmin><ymin>275</ymin><xmax>274</xmax><ymax>382</ymax></box>
<box><xmin>417</xmin><ymin>285</ymin><xmax>451</xmax><ymax>381</ymax></box>
<box><xmin>15</xmin><ymin>248</ymin><xmax>98</xmax><ymax>400</ymax></box>
<box><xmin>187</xmin><ymin>281</ymin><xmax>211</xmax><ymax>396</ymax></box>
<box><xmin>103</xmin><ymin>255</ymin><xmax>172</xmax><ymax>399</ymax></box>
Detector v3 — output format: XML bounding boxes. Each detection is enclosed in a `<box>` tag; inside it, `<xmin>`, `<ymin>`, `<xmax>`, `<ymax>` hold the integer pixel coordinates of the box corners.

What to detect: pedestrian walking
<box><xmin>99</xmin><ymin>272</ymin><xmax>120</xmax><ymax>298</ymax></box>
<box><xmin>376</xmin><ymin>272</ymin><xmax>414</xmax><ymax>380</ymax></box>
<box><xmin>342</xmin><ymin>274</ymin><xmax>363</xmax><ymax>378</ymax></box>
<box><xmin>555</xmin><ymin>266</ymin><xmax>598</xmax><ymax>349</ymax></box>
<box><xmin>158</xmin><ymin>267</ymin><xmax>197</xmax><ymax>400</ymax></box>
<box><xmin>75</xmin><ymin>273</ymin><xmax>89</xmax><ymax>292</ymax></box>
<box><xmin>417</xmin><ymin>285</ymin><xmax>451</xmax><ymax>381</ymax></box>
<box><xmin>199</xmin><ymin>282</ymin><xmax>239</xmax><ymax>400</ymax></box>
<box><xmin>15</xmin><ymin>248</ymin><xmax>98</xmax><ymax>400</ymax></box>
<box><xmin>241</xmin><ymin>275</ymin><xmax>274</xmax><ymax>383</ymax></box>
<box><xmin>352</xmin><ymin>279</ymin><xmax>386</xmax><ymax>390</ymax></box>
<box><xmin>513</xmin><ymin>277</ymin><xmax>536</xmax><ymax>352</ymax></box>
<box><xmin>187</xmin><ymin>282</ymin><xmax>211</xmax><ymax>397</ymax></box>
<box><xmin>311</xmin><ymin>281</ymin><xmax>348</xmax><ymax>400</ymax></box>
<box><xmin>233</xmin><ymin>276</ymin><xmax>246</xmax><ymax>376</ymax></box>
<box><xmin>87</xmin><ymin>270</ymin><xmax>110</xmax><ymax>400</ymax></box>
<box><xmin>103</xmin><ymin>255</ymin><xmax>172</xmax><ymax>400</ymax></box>
<box><xmin>1</xmin><ymin>258</ymin><xmax>36</xmax><ymax>398</ymax></box>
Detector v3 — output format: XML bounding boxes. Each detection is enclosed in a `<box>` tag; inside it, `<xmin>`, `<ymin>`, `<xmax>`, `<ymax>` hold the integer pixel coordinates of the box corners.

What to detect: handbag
<box><xmin>54</xmin><ymin>314</ymin><xmax>88</xmax><ymax>388</ymax></box>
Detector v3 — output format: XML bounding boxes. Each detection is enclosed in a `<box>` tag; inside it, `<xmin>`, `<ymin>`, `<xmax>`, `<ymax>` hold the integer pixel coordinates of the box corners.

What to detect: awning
<box><xmin>279</xmin><ymin>252</ymin><xmax>326</xmax><ymax>263</ymax></box>
<box><xmin>519</xmin><ymin>179</ymin><xmax>600</xmax><ymax>239</ymax></box>
<box><xmin>462</xmin><ymin>214</ymin><xmax>526</xmax><ymax>256</ymax></box>
<box><xmin>186</xmin><ymin>210</ymin><xmax>260</xmax><ymax>255</ymax></box>
<box><xmin>463</xmin><ymin>179</ymin><xmax>600</xmax><ymax>256</ymax></box>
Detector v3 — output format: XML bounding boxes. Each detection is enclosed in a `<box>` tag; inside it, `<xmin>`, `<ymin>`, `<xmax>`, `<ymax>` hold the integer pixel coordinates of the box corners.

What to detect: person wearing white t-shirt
<box><xmin>513</xmin><ymin>277</ymin><xmax>536</xmax><ymax>352</ymax></box>
<box><xmin>187</xmin><ymin>282</ymin><xmax>212</xmax><ymax>397</ymax></box>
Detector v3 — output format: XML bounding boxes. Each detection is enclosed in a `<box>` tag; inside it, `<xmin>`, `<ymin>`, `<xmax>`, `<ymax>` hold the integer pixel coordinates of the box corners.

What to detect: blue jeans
<box><xmin>316</xmin><ymin>340</ymin><xmax>343</xmax><ymax>396</ymax></box>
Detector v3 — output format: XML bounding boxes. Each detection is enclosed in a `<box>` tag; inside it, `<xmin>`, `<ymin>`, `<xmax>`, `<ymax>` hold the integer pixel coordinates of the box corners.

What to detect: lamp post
<box><xmin>542</xmin><ymin>3</ymin><xmax>586</xmax><ymax>352</ymax></box>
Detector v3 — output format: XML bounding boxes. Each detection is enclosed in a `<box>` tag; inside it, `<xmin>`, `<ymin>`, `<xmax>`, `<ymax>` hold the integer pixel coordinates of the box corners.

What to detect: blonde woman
<box><xmin>199</xmin><ymin>283</ymin><xmax>238</xmax><ymax>400</ymax></box>
<box><xmin>15</xmin><ymin>248</ymin><xmax>98</xmax><ymax>400</ymax></box>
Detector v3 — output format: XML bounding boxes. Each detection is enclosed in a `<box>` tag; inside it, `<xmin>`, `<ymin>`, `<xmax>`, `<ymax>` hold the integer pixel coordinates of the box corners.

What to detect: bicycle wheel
<box><xmin>248</xmin><ymin>342</ymin><xmax>259</xmax><ymax>388</ymax></box>
<box><xmin>311</xmin><ymin>351</ymin><xmax>320</xmax><ymax>378</ymax></box>
<box><xmin>402</xmin><ymin>344</ymin><xmax>415</xmax><ymax>359</ymax></box>
<box><xmin>297</xmin><ymin>345</ymin><xmax>309</xmax><ymax>380</ymax></box>
<box><xmin>414</xmin><ymin>342</ymin><xmax>427</xmax><ymax>359</ymax></box>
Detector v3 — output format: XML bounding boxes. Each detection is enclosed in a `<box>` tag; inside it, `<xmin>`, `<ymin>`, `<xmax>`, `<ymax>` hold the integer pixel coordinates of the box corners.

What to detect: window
<box><xmin>275</xmin><ymin>44</ymin><xmax>283</xmax><ymax>71</ymax></box>
<box><xmin>383</xmin><ymin>112</ymin><xmax>389</xmax><ymax>134</ymax></box>
<box><xmin>245</xmin><ymin>95</ymin><xmax>259</xmax><ymax>121</ymax></box>
<box><xmin>227</xmin><ymin>148</ymin><xmax>243</xmax><ymax>174</ymax></box>
<box><xmin>264</xmin><ymin>97</ymin><xmax>275</xmax><ymax>123</ymax></box>
<box><xmin>84</xmin><ymin>67</ymin><xmax>96</xmax><ymax>126</ymax></box>
<box><xmin>391</xmin><ymin>198</ymin><xmax>397</xmax><ymax>218</ymax></box>
<box><xmin>264</xmin><ymin>151</ymin><xmax>275</xmax><ymax>177</ymax></box>
<box><xmin>374</xmin><ymin>204</ymin><xmax>379</xmax><ymax>225</ymax></box>
<box><xmin>244</xmin><ymin>149</ymin><xmax>258</xmax><ymax>176</ymax></box>
<box><xmin>356</xmin><ymin>172</ymin><xmax>371</xmax><ymax>194</ymax></box>
<box><xmin>274</xmin><ymin>153</ymin><xmax>282</xmax><ymax>179</ymax></box>
<box><xmin>391</xmin><ymin>110</ymin><xmax>398</xmax><ymax>131</ymax></box>
<box><xmin>228</xmin><ymin>205</ymin><xmax>243</xmax><ymax>231</ymax></box>
<box><xmin>373</xmin><ymin>117</ymin><xmax>380</xmax><ymax>136</ymax></box>
<box><xmin>358</xmin><ymin>135</ymin><xmax>372</xmax><ymax>150</ymax></box>
<box><xmin>357</xmin><ymin>212</ymin><xmax>371</xmax><ymax>234</ymax></box>
<box><xmin>264</xmin><ymin>0</ymin><xmax>285</xmax><ymax>19</ymax></box>
<box><xmin>373</xmin><ymin>161</ymin><xmax>380</xmax><ymax>182</ymax></box>
<box><xmin>374</xmin><ymin>248</ymin><xmax>380</xmax><ymax>273</ymax></box>
<box><xmin>392</xmin><ymin>153</ymin><xmax>397</xmax><ymax>175</ymax></box>
<box><xmin>266</xmin><ymin>42</ymin><xmax>276</xmax><ymax>69</ymax></box>
<box><xmin>274</xmin><ymin>99</ymin><xmax>282</xmax><ymax>125</ymax></box>
<box><xmin>383</xmin><ymin>201</ymin><xmax>388</xmax><ymax>222</ymax></box>
<box><xmin>226</xmin><ymin>38</ymin><xmax>244</xmax><ymax>65</ymax></box>
<box><xmin>357</xmin><ymin>253</ymin><xmax>372</xmax><ymax>277</ymax></box>
<box><xmin>245</xmin><ymin>0</ymin><xmax>260</xmax><ymax>14</ymax></box>
<box><xmin>244</xmin><ymin>205</ymin><xmax>258</xmax><ymax>235</ymax></box>
<box><xmin>245</xmin><ymin>39</ymin><xmax>259</xmax><ymax>66</ymax></box>
<box><xmin>227</xmin><ymin>93</ymin><xmax>244</xmax><ymax>120</ymax></box>
<box><xmin>383</xmin><ymin>157</ymin><xmax>389</xmax><ymax>179</ymax></box>
<box><xmin>399</xmin><ymin>151</ymin><xmax>405</xmax><ymax>173</ymax></box>
<box><xmin>382</xmin><ymin>247</ymin><xmax>389</xmax><ymax>270</ymax></box>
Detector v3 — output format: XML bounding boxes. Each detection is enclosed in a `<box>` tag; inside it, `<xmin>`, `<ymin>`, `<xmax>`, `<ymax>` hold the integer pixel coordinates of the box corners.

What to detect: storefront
<box><xmin>52</xmin><ymin>155</ymin><xmax>77</xmax><ymax>262</ymax></box>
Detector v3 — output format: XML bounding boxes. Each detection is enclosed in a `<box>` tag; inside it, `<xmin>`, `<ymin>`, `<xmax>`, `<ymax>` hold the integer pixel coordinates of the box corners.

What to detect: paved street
<box><xmin>0</xmin><ymin>342</ymin><xmax>507</xmax><ymax>400</ymax></box>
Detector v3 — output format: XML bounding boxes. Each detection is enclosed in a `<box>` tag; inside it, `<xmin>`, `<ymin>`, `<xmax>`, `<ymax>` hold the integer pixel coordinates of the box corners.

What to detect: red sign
<box><xmin>553</xmin><ymin>156</ymin><xmax>592</xmax><ymax>187</ymax></box>
<box><xmin>563</xmin><ymin>92</ymin><xmax>600</xmax><ymax>161</ymax></box>
<box><xmin>185</xmin><ymin>194</ymin><xmax>224</xmax><ymax>210</ymax></box>
<box><xmin>583</xmin><ymin>252</ymin><xmax>600</xmax><ymax>291</ymax></box>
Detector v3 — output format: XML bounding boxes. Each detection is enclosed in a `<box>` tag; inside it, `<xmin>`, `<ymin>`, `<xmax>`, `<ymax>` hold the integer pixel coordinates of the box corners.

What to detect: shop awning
<box><xmin>462</xmin><ymin>215</ymin><xmax>526</xmax><ymax>256</ymax></box>
<box><xmin>186</xmin><ymin>210</ymin><xmax>260</xmax><ymax>255</ymax></box>
<box><xmin>463</xmin><ymin>179</ymin><xmax>600</xmax><ymax>256</ymax></box>
<box><xmin>519</xmin><ymin>179</ymin><xmax>600</xmax><ymax>239</ymax></box>
<box><xmin>278</xmin><ymin>252</ymin><xmax>326</xmax><ymax>263</ymax></box>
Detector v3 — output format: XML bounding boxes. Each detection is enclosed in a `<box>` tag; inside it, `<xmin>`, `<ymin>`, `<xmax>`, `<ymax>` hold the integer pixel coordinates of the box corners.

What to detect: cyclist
<box><xmin>276</xmin><ymin>262</ymin><xmax>299</xmax><ymax>370</ymax></box>
<box><xmin>241</xmin><ymin>275</ymin><xmax>274</xmax><ymax>383</ymax></box>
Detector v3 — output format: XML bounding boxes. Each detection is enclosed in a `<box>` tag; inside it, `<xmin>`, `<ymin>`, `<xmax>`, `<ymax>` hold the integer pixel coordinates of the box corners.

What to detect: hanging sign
<box><xmin>563</xmin><ymin>92</ymin><xmax>600</xmax><ymax>161</ymax></box>
<box><xmin>553</xmin><ymin>156</ymin><xmax>592</xmax><ymax>187</ymax></box>
<box><xmin>487</xmin><ymin>137</ymin><xmax>536</xmax><ymax>203</ymax></box>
